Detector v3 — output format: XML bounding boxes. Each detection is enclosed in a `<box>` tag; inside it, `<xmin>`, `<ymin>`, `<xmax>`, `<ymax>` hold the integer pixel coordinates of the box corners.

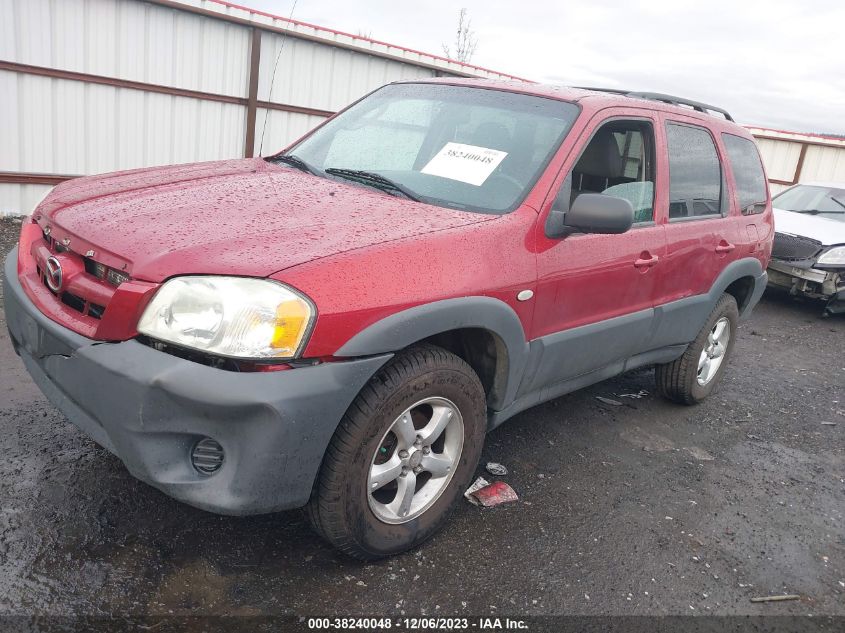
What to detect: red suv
<box><xmin>4</xmin><ymin>79</ymin><xmax>773</xmax><ymax>559</ymax></box>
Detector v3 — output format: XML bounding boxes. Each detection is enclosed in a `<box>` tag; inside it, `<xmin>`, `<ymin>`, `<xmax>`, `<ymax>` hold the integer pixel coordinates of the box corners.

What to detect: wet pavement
<box><xmin>0</xmin><ymin>216</ymin><xmax>843</xmax><ymax>617</ymax></box>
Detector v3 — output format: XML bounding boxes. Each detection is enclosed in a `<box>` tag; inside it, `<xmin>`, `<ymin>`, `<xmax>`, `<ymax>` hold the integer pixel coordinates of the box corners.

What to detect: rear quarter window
<box><xmin>722</xmin><ymin>134</ymin><xmax>768</xmax><ymax>213</ymax></box>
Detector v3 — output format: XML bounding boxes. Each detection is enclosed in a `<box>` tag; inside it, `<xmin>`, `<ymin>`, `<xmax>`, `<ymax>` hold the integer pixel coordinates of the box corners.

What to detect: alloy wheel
<box><xmin>367</xmin><ymin>397</ymin><xmax>464</xmax><ymax>524</ymax></box>
<box><xmin>697</xmin><ymin>316</ymin><xmax>731</xmax><ymax>386</ymax></box>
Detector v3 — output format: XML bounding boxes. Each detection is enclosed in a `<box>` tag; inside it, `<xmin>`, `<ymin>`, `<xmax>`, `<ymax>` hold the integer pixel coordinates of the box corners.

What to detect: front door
<box><xmin>529</xmin><ymin>110</ymin><xmax>667</xmax><ymax>391</ymax></box>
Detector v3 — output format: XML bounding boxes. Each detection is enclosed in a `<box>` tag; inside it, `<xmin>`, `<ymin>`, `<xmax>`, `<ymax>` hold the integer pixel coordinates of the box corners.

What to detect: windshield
<box><xmin>773</xmin><ymin>184</ymin><xmax>845</xmax><ymax>222</ymax></box>
<box><xmin>284</xmin><ymin>83</ymin><xmax>580</xmax><ymax>214</ymax></box>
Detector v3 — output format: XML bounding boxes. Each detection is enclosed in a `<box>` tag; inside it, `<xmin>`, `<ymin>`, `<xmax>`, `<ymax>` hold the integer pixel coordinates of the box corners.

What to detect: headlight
<box><xmin>137</xmin><ymin>276</ymin><xmax>314</xmax><ymax>359</ymax></box>
<box><xmin>817</xmin><ymin>246</ymin><xmax>845</xmax><ymax>266</ymax></box>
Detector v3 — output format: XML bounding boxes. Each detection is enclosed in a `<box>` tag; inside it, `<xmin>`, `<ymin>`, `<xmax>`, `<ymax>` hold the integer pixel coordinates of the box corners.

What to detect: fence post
<box><xmin>244</xmin><ymin>27</ymin><xmax>262</xmax><ymax>158</ymax></box>
<box><xmin>791</xmin><ymin>143</ymin><xmax>808</xmax><ymax>184</ymax></box>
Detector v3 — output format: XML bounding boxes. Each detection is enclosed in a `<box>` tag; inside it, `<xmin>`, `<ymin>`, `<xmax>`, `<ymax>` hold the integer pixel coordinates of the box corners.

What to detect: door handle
<box><xmin>715</xmin><ymin>241</ymin><xmax>736</xmax><ymax>254</ymax></box>
<box><xmin>634</xmin><ymin>253</ymin><xmax>659</xmax><ymax>268</ymax></box>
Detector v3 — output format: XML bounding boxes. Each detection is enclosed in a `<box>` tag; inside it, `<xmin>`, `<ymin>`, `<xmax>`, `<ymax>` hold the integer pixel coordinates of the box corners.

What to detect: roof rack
<box><xmin>573</xmin><ymin>87</ymin><xmax>734</xmax><ymax>122</ymax></box>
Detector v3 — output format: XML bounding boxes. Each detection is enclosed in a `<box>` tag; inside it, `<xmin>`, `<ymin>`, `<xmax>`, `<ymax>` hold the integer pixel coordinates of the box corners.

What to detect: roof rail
<box><xmin>573</xmin><ymin>87</ymin><xmax>734</xmax><ymax>122</ymax></box>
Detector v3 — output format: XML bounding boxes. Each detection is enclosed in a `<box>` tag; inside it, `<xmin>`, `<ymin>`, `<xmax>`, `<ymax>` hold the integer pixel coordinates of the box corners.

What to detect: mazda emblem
<box><xmin>45</xmin><ymin>256</ymin><xmax>63</xmax><ymax>292</ymax></box>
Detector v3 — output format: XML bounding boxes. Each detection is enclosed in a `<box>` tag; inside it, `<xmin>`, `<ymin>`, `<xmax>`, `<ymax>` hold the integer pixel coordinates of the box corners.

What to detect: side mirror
<box><xmin>546</xmin><ymin>193</ymin><xmax>634</xmax><ymax>238</ymax></box>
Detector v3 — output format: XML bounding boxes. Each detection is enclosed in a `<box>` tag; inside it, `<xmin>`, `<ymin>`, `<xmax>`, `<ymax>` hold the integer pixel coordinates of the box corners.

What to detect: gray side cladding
<box><xmin>335</xmin><ymin>296</ymin><xmax>530</xmax><ymax>409</ymax></box>
<box><xmin>648</xmin><ymin>257</ymin><xmax>766</xmax><ymax>348</ymax></box>
<box><xmin>335</xmin><ymin>257</ymin><xmax>766</xmax><ymax>425</ymax></box>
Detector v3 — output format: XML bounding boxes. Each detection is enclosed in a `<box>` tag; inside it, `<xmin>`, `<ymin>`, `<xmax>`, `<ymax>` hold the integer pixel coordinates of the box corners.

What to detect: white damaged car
<box><xmin>768</xmin><ymin>181</ymin><xmax>845</xmax><ymax>315</ymax></box>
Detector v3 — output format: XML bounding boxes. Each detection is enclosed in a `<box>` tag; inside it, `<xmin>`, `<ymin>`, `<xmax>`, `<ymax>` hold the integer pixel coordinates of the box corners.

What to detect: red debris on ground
<box><xmin>470</xmin><ymin>481</ymin><xmax>519</xmax><ymax>507</ymax></box>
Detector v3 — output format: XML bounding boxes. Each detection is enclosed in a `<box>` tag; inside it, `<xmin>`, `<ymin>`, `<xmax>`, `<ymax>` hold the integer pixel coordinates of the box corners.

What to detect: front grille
<box><xmin>772</xmin><ymin>232</ymin><xmax>822</xmax><ymax>262</ymax></box>
<box><xmin>32</xmin><ymin>226</ymin><xmax>128</xmax><ymax>322</ymax></box>
<box><xmin>59</xmin><ymin>290</ymin><xmax>105</xmax><ymax>320</ymax></box>
<box><xmin>35</xmin><ymin>262</ymin><xmax>107</xmax><ymax>320</ymax></box>
<box><xmin>83</xmin><ymin>257</ymin><xmax>129</xmax><ymax>286</ymax></box>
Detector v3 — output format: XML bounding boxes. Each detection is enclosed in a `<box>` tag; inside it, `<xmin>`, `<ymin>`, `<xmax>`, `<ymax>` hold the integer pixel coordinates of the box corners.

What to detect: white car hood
<box><xmin>773</xmin><ymin>207</ymin><xmax>845</xmax><ymax>246</ymax></box>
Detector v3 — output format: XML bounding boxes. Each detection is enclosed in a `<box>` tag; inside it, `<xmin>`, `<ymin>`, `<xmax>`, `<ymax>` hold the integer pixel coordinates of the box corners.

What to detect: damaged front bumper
<box><xmin>3</xmin><ymin>248</ymin><xmax>391</xmax><ymax>515</ymax></box>
<box><xmin>767</xmin><ymin>259</ymin><xmax>845</xmax><ymax>315</ymax></box>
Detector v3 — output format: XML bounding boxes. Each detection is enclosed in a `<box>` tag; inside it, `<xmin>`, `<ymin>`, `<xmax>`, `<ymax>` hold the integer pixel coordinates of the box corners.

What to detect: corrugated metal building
<box><xmin>3</xmin><ymin>0</ymin><xmax>844</xmax><ymax>216</ymax></box>
<box><xmin>0</xmin><ymin>0</ymin><xmax>525</xmax><ymax>216</ymax></box>
<box><xmin>746</xmin><ymin>127</ymin><xmax>845</xmax><ymax>195</ymax></box>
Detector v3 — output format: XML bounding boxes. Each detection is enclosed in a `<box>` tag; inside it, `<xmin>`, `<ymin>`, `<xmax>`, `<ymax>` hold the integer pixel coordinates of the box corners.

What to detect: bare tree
<box><xmin>442</xmin><ymin>8</ymin><xmax>477</xmax><ymax>63</ymax></box>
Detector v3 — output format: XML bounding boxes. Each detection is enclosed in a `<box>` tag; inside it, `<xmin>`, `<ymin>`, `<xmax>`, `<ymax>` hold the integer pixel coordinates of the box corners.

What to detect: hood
<box><xmin>35</xmin><ymin>158</ymin><xmax>494</xmax><ymax>282</ymax></box>
<box><xmin>773</xmin><ymin>206</ymin><xmax>845</xmax><ymax>247</ymax></box>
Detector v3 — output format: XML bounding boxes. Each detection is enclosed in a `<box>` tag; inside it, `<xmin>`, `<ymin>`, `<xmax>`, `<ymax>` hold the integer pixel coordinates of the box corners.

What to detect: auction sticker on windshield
<box><xmin>421</xmin><ymin>142</ymin><xmax>508</xmax><ymax>186</ymax></box>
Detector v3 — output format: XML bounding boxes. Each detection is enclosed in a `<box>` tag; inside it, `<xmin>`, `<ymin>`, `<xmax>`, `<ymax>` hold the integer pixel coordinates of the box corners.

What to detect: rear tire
<box><xmin>655</xmin><ymin>293</ymin><xmax>738</xmax><ymax>405</ymax></box>
<box><xmin>307</xmin><ymin>344</ymin><xmax>486</xmax><ymax>560</ymax></box>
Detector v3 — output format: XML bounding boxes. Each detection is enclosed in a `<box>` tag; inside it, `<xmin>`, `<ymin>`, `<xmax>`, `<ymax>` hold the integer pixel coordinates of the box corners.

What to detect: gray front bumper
<box><xmin>767</xmin><ymin>259</ymin><xmax>844</xmax><ymax>313</ymax></box>
<box><xmin>3</xmin><ymin>248</ymin><xmax>391</xmax><ymax>515</ymax></box>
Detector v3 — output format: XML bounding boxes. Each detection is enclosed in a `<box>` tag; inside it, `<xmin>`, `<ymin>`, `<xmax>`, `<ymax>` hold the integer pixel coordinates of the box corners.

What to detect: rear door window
<box><xmin>722</xmin><ymin>134</ymin><xmax>768</xmax><ymax>213</ymax></box>
<box><xmin>666</xmin><ymin>123</ymin><xmax>723</xmax><ymax>219</ymax></box>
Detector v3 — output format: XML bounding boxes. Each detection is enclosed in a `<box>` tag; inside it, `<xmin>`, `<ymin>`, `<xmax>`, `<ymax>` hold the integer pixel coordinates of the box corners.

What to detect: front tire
<box><xmin>655</xmin><ymin>293</ymin><xmax>739</xmax><ymax>404</ymax></box>
<box><xmin>307</xmin><ymin>344</ymin><xmax>486</xmax><ymax>560</ymax></box>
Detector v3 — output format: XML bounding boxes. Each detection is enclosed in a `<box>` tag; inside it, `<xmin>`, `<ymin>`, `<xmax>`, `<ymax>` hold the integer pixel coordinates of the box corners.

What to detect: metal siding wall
<box><xmin>0</xmin><ymin>69</ymin><xmax>21</xmax><ymax>171</ymax></box>
<box><xmin>0</xmin><ymin>184</ymin><xmax>53</xmax><ymax>217</ymax></box>
<box><xmin>0</xmin><ymin>70</ymin><xmax>245</xmax><ymax>174</ymax></box>
<box><xmin>1</xmin><ymin>0</ymin><xmax>252</xmax><ymax>219</ymax></box>
<box><xmin>750</xmin><ymin>129</ymin><xmax>845</xmax><ymax>198</ymax></box>
<box><xmin>254</xmin><ymin>108</ymin><xmax>327</xmax><ymax>156</ymax></box>
<box><xmin>255</xmin><ymin>31</ymin><xmax>436</xmax><ymax>150</ymax></box>
<box><xmin>0</xmin><ymin>0</ymin><xmax>521</xmax><ymax>215</ymax></box>
<box><xmin>802</xmin><ymin>145</ymin><xmax>845</xmax><ymax>183</ymax></box>
<box><xmin>259</xmin><ymin>32</ymin><xmax>435</xmax><ymax>111</ymax></box>
<box><xmin>754</xmin><ymin>138</ymin><xmax>802</xmax><ymax>183</ymax></box>
<box><xmin>6</xmin><ymin>0</ymin><xmax>251</xmax><ymax>96</ymax></box>
<box><xmin>196</xmin><ymin>0</ymin><xmax>518</xmax><ymax>82</ymax></box>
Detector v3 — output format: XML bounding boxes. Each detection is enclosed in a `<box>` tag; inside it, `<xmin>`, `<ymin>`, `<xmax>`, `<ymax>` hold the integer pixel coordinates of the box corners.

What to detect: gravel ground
<box><xmin>0</xmin><ymin>216</ymin><xmax>842</xmax><ymax>618</ymax></box>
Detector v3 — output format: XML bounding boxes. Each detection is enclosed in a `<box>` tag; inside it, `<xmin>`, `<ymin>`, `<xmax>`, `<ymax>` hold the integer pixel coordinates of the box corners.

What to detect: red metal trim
<box><xmin>0</xmin><ymin>171</ymin><xmax>79</xmax><ymax>185</ymax></box>
<box><xmin>142</xmin><ymin>0</ymin><xmax>530</xmax><ymax>82</ymax></box>
<box><xmin>750</xmin><ymin>132</ymin><xmax>843</xmax><ymax>150</ymax></box>
<box><xmin>745</xmin><ymin>125</ymin><xmax>845</xmax><ymax>144</ymax></box>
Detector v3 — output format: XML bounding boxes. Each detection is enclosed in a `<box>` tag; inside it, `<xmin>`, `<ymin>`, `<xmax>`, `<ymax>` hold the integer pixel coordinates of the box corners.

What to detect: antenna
<box><xmin>258</xmin><ymin>0</ymin><xmax>301</xmax><ymax>156</ymax></box>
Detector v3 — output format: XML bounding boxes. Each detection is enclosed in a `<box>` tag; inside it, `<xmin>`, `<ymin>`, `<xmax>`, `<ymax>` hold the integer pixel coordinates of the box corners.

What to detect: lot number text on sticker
<box><xmin>421</xmin><ymin>142</ymin><xmax>508</xmax><ymax>186</ymax></box>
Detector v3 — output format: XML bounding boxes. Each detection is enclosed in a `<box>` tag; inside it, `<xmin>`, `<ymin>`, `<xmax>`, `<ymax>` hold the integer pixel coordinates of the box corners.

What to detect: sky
<box><xmin>232</xmin><ymin>0</ymin><xmax>844</xmax><ymax>134</ymax></box>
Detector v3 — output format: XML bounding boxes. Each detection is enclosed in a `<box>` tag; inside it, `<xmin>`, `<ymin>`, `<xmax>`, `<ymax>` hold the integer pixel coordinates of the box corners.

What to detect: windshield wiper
<box><xmin>792</xmin><ymin>209</ymin><xmax>845</xmax><ymax>215</ymax></box>
<box><xmin>325</xmin><ymin>168</ymin><xmax>420</xmax><ymax>201</ymax></box>
<box><xmin>832</xmin><ymin>196</ymin><xmax>845</xmax><ymax>210</ymax></box>
<box><xmin>266</xmin><ymin>153</ymin><xmax>318</xmax><ymax>175</ymax></box>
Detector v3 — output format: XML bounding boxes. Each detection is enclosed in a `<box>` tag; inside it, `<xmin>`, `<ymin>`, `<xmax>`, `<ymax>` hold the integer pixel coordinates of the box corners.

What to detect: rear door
<box><xmin>649</xmin><ymin>114</ymin><xmax>743</xmax><ymax>347</ymax></box>
<box><xmin>720</xmin><ymin>132</ymin><xmax>772</xmax><ymax>266</ymax></box>
<box><xmin>528</xmin><ymin>108</ymin><xmax>667</xmax><ymax>390</ymax></box>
